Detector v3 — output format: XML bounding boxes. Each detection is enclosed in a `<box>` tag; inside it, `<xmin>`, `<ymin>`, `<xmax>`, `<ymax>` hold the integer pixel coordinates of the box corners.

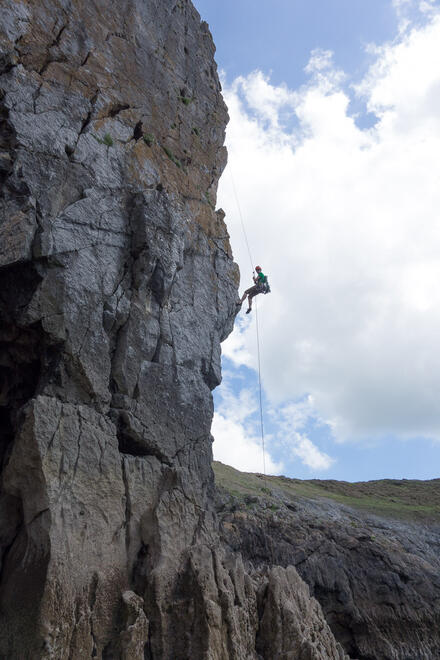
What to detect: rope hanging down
<box><xmin>230</xmin><ymin>170</ymin><xmax>254</xmax><ymax>269</ymax></box>
<box><xmin>229</xmin><ymin>168</ymin><xmax>267</xmax><ymax>480</ymax></box>
<box><xmin>255</xmin><ymin>300</ymin><xmax>267</xmax><ymax>478</ymax></box>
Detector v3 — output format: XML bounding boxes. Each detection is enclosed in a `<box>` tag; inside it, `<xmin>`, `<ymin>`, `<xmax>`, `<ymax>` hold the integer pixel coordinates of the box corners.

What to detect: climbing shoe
<box><xmin>246</xmin><ymin>308</ymin><xmax>252</xmax><ymax>314</ymax></box>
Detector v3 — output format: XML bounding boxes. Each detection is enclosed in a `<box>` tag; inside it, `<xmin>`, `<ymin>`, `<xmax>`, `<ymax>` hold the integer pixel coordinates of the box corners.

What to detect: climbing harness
<box><xmin>258</xmin><ymin>276</ymin><xmax>271</xmax><ymax>295</ymax></box>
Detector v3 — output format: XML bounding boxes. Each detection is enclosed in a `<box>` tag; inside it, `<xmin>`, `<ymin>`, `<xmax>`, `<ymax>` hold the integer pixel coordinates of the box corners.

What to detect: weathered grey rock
<box><xmin>118</xmin><ymin>591</ymin><xmax>149</xmax><ymax>660</ymax></box>
<box><xmin>0</xmin><ymin>1</ymin><xmax>237</xmax><ymax>656</ymax></box>
<box><xmin>257</xmin><ymin>566</ymin><xmax>348</xmax><ymax>660</ymax></box>
<box><xmin>215</xmin><ymin>463</ymin><xmax>440</xmax><ymax>660</ymax></box>
<box><xmin>0</xmin><ymin>1</ymin><xmax>352</xmax><ymax>659</ymax></box>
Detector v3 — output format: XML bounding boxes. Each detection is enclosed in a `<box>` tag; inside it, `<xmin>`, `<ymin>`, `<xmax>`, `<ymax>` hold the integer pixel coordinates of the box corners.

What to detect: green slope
<box><xmin>213</xmin><ymin>461</ymin><xmax>440</xmax><ymax>521</ymax></box>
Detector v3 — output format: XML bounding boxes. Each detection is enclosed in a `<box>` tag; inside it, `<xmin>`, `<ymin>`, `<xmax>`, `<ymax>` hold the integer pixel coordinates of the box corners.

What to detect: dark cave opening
<box><xmin>0</xmin><ymin>339</ymin><xmax>42</xmax><ymax>470</ymax></box>
<box><xmin>0</xmin><ymin>403</ymin><xmax>13</xmax><ymax>468</ymax></box>
<box><xmin>0</xmin><ymin>265</ymin><xmax>53</xmax><ymax>654</ymax></box>
<box><xmin>0</xmin><ymin>406</ymin><xmax>14</xmax><ymax>469</ymax></box>
<box><xmin>0</xmin><ymin>263</ymin><xmax>47</xmax><ymax>473</ymax></box>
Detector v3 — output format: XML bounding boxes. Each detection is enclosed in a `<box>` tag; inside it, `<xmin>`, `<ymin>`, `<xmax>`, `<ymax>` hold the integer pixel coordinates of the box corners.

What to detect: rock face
<box><xmin>215</xmin><ymin>462</ymin><xmax>440</xmax><ymax>660</ymax></box>
<box><xmin>0</xmin><ymin>2</ymin><xmax>348</xmax><ymax>659</ymax></box>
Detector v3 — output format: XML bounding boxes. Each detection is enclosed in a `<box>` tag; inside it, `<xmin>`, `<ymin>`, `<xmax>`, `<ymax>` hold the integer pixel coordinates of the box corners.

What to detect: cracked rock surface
<box><xmin>1</xmin><ymin>2</ymin><xmax>348</xmax><ymax>658</ymax></box>
<box><xmin>215</xmin><ymin>462</ymin><xmax>440</xmax><ymax>660</ymax></box>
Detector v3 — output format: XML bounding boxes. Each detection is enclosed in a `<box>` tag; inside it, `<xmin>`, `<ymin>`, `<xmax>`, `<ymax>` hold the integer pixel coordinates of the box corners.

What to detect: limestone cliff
<box><xmin>0</xmin><ymin>1</ymin><xmax>348</xmax><ymax>659</ymax></box>
<box><xmin>215</xmin><ymin>462</ymin><xmax>440</xmax><ymax>660</ymax></box>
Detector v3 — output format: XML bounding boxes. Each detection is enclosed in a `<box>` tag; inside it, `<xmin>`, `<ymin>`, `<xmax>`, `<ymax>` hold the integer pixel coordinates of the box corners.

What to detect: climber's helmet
<box><xmin>255</xmin><ymin>266</ymin><xmax>262</xmax><ymax>272</ymax></box>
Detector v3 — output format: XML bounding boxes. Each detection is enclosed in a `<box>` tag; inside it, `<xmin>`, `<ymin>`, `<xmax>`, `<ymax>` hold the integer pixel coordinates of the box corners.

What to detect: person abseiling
<box><xmin>239</xmin><ymin>266</ymin><xmax>269</xmax><ymax>314</ymax></box>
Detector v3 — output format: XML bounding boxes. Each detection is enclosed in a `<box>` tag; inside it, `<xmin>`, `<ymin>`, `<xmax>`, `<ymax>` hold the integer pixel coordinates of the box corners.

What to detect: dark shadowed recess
<box><xmin>0</xmin><ymin>263</ymin><xmax>44</xmax><ymax>468</ymax></box>
<box><xmin>0</xmin><ymin>262</ymin><xmax>54</xmax><ymax>654</ymax></box>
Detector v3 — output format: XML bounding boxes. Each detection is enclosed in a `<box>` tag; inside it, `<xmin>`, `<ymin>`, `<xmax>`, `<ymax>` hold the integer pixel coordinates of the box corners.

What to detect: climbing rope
<box><xmin>230</xmin><ymin>169</ymin><xmax>254</xmax><ymax>269</ymax></box>
<box><xmin>230</xmin><ymin>168</ymin><xmax>276</xmax><ymax>567</ymax></box>
<box><xmin>229</xmin><ymin>167</ymin><xmax>267</xmax><ymax>482</ymax></box>
<box><xmin>255</xmin><ymin>299</ymin><xmax>267</xmax><ymax>478</ymax></box>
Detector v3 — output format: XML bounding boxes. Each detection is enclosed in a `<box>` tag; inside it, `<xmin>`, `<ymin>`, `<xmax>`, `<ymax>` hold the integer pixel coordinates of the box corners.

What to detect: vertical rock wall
<box><xmin>0</xmin><ymin>2</ymin><xmax>347</xmax><ymax>658</ymax></box>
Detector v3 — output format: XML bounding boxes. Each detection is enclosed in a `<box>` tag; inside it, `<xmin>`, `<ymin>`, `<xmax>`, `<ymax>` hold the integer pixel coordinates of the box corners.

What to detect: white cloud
<box><xmin>212</xmin><ymin>376</ymin><xmax>283</xmax><ymax>474</ymax></box>
<box><xmin>271</xmin><ymin>400</ymin><xmax>335</xmax><ymax>471</ymax></box>
<box><xmin>221</xmin><ymin>315</ymin><xmax>254</xmax><ymax>369</ymax></box>
<box><xmin>391</xmin><ymin>0</ymin><xmax>438</xmax><ymax>28</ymax></box>
<box><xmin>419</xmin><ymin>0</ymin><xmax>435</xmax><ymax>12</ymax></box>
<box><xmin>304</xmin><ymin>49</ymin><xmax>334</xmax><ymax>74</ymax></box>
<box><xmin>304</xmin><ymin>49</ymin><xmax>346</xmax><ymax>92</ymax></box>
<box><xmin>290</xmin><ymin>434</ymin><xmax>335</xmax><ymax>471</ymax></box>
<box><xmin>212</xmin><ymin>411</ymin><xmax>283</xmax><ymax>474</ymax></box>
<box><xmin>273</xmin><ymin>396</ymin><xmax>317</xmax><ymax>431</ymax></box>
<box><xmin>212</xmin><ymin>389</ymin><xmax>333</xmax><ymax>474</ymax></box>
<box><xmin>357</xmin><ymin>12</ymin><xmax>440</xmax><ymax>128</ymax></box>
<box><xmin>217</xmin><ymin>9</ymin><xmax>440</xmax><ymax>445</ymax></box>
<box><xmin>212</xmin><ymin>370</ymin><xmax>335</xmax><ymax>474</ymax></box>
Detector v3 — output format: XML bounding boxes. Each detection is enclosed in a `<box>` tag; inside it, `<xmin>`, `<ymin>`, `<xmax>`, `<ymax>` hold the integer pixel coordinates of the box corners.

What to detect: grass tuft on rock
<box><xmin>163</xmin><ymin>145</ymin><xmax>182</xmax><ymax>168</ymax></box>
<box><xmin>143</xmin><ymin>133</ymin><xmax>155</xmax><ymax>147</ymax></box>
<box><xmin>94</xmin><ymin>132</ymin><xmax>114</xmax><ymax>147</ymax></box>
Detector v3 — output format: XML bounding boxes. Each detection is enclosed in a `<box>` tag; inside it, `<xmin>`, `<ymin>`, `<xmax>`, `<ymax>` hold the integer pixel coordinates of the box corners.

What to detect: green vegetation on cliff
<box><xmin>213</xmin><ymin>461</ymin><xmax>440</xmax><ymax>521</ymax></box>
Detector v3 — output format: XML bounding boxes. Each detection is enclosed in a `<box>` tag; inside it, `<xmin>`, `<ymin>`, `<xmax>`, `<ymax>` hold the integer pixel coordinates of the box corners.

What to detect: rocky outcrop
<box><xmin>0</xmin><ymin>1</ymin><xmax>348</xmax><ymax>658</ymax></box>
<box><xmin>215</xmin><ymin>462</ymin><xmax>440</xmax><ymax>660</ymax></box>
<box><xmin>257</xmin><ymin>566</ymin><xmax>347</xmax><ymax>660</ymax></box>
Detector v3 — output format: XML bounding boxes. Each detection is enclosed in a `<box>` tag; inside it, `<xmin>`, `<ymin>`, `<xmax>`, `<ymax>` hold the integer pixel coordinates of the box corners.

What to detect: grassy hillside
<box><xmin>213</xmin><ymin>461</ymin><xmax>440</xmax><ymax>521</ymax></box>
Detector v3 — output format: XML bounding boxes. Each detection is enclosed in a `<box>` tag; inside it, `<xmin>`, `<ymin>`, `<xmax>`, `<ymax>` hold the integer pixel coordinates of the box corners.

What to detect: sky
<box><xmin>193</xmin><ymin>0</ymin><xmax>440</xmax><ymax>482</ymax></box>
